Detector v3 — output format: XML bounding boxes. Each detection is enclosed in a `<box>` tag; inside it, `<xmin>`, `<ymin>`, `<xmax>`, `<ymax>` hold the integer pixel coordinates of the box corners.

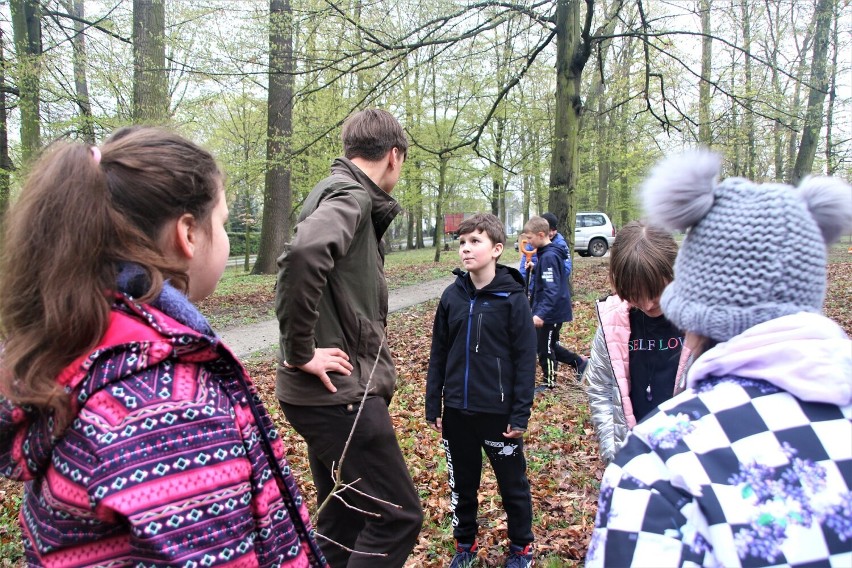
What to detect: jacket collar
<box><xmin>453</xmin><ymin>264</ymin><xmax>525</xmax><ymax>296</ymax></box>
<box><xmin>687</xmin><ymin>312</ymin><xmax>852</xmax><ymax>405</ymax></box>
<box><xmin>330</xmin><ymin>157</ymin><xmax>402</xmax><ymax>239</ymax></box>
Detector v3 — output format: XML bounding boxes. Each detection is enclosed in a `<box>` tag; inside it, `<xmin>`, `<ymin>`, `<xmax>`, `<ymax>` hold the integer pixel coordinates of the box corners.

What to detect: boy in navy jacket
<box><xmin>524</xmin><ymin>216</ymin><xmax>587</xmax><ymax>389</ymax></box>
<box><xmin>426</xmin><ymin>213</ymin><xmax>537</xmax><ymax>568</ymax></box>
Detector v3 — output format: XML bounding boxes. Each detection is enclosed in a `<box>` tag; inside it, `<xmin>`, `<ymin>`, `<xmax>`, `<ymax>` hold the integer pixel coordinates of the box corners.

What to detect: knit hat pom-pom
<box><xmin>641</xmin><ymin>150</ymin><xmax>721</xmax><ymax>231</ymax></box>
<box><xmin>797</xmin><ymin>176</ymin><xmax>852</xmax><ymax>245</ymax></box>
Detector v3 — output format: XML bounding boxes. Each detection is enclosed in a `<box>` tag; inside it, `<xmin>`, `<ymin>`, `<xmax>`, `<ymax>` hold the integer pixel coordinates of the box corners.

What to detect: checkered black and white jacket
<box><xmin>587</xmin><ymin>313</ymin><xmax>852</xmax><ymax>567</ymax></box>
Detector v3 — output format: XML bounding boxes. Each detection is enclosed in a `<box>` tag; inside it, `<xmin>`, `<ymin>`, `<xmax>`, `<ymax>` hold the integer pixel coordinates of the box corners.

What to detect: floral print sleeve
<box><xmin>587</xmin><ymin>377</ymin><xmax>852</xmax><ymax>568</ymax></box>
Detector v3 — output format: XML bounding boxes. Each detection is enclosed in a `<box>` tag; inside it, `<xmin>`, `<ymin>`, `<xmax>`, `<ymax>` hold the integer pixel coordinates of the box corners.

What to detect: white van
<box><xmin>575</xmin><ymin>212</ymin><xmax>616</xmax><ymax>257</ymax></box>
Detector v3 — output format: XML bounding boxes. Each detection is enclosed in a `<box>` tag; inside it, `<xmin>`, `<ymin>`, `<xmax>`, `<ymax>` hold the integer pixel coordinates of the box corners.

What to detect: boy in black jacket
<box><xmin>524</xmin><ymin>215</ymin><xmax>587</xmax><ymax>389</ymax></box>
<box><xmin>426</xmin><ymin>213</ymin><xmax>537</xmax><ymax>568</ymax></box>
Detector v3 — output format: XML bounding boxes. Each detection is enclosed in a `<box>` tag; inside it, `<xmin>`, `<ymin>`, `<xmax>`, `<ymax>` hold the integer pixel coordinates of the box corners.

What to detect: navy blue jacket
<box><xmin>530</xmin><ymin>242</ymin><xmax>573</xmax><ymax>323</ymax></box>
<box><xmin>518</xmin><ymin>231</ymin><xmax>572</xmax><ymax>280</ymax></box>
<box><xmin>425</xmin><ymin>265</ymin><xmax>537</xmax><ymax>430</ymax></box>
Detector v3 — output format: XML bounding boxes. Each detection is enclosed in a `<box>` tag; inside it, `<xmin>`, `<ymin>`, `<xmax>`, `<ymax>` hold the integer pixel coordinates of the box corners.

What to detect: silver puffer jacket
<box><xmin>582</xmin><ymin>295</ymin><xmax>690</xmax><ymax>463</ymax></box>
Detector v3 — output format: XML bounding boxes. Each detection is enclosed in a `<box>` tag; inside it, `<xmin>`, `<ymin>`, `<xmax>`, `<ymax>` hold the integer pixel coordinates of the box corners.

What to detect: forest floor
<box><xmin>1</xmin><ymin>242</ymin><xmax>850</xmax><ymax>567</ymax></box>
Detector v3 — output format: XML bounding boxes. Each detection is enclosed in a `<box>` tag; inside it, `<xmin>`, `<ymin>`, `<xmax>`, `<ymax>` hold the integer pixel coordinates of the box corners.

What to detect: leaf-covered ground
<box><xmin>1</xmin><ymin>243</ymin><xmax>849</xmax><ymax>567</ymax></box>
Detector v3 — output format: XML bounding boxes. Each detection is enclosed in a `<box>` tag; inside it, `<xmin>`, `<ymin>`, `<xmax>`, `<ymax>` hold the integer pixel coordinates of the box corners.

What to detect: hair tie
<box><xmin>90</xmin><ymin>146</ymin><xmax>101</xmax><ymax>164</ymax></box>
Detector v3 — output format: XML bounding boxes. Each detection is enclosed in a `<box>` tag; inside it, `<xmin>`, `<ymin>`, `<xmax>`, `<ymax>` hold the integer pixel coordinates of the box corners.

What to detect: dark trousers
<box><xmin>537</xmin><ymin>322</ymin><xmax>583</xmax><ymax>387</ymax></box>
<box><xmin>441</xmin><ymin>408</ymin><xmax>534</xmax><ymax>546</ymax></box>
<box><xmin>280</xmin><ymin>397</ymin><xmax>423</xmax><ymax>567</ymax></box>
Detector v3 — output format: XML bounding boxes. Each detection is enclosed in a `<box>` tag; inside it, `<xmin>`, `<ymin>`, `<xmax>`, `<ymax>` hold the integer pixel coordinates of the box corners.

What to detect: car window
<box><xmin>577</xmin><ymin>215</ymin><xmax>604</xmax><ymax>227</ymax></box>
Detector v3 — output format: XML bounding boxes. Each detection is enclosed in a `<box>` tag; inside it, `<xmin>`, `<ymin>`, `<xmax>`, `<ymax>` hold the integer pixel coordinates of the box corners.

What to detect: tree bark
<box><xmin>824</xmin><ymin>0</ymin><xmax>838</xmax><ymax>175</ymax></box>
<box><xmin>10</xmin><ymin>0</ymin><xmax>41</xmax><ymax>163</ymax></box>
<box><xmin>698</xmin><ymin>0</ymin><xmax>712</xmax><ymax>146</ymax></box>
<box><xmin>740</xmin><ymin>0</ymin><xmax>755</xmax><ymax>179</ymax></box>
<box><xmin>549</xmin><ymin>0</ymin><xmax>593</xmax><ymax>267</ymax></box>
<box><xmin>66</xmin><ymin>0</ymin><xmax>94</xmax><ymax>143</ymax></box>
<box><xmin>253</xmin><ymin>0</ymin><xmax>295</xmax><ymax>275</ymax></box>
<box><xmin>792</xmin><ymin>0</ymin><xmax>833</xmax><ymax>183</ymax></box>
<box><xmin>132</xmin><ymin>0</ymin><xmax>168</xmax><ymax>123</ymax></box>
<box><xmin>433</xmin><ymin>154</ymin><xmax>449</xmax><ymax>263</ymax></box>
<box><xmin>490</xmin><ymin>116</ymin><xmax>504</xmax><ymax>216</ymax></box>
<box><xmin>0</xmin><ymin>26</ymin><xmax>12</xmax><ymax>225</ymax></box>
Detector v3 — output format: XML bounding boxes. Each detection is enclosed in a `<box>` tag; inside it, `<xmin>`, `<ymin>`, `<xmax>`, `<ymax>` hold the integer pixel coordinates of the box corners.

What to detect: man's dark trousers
<box><xmin>280</xmin><ymin>396</ymin><xmax>423</xmax><ymax>567</ymax></box>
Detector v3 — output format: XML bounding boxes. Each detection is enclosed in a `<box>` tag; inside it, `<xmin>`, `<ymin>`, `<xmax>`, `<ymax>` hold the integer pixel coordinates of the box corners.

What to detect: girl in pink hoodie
<box><xmin>0</xmin><ymin>127</ymin><xmax>326</xmax><ymax>567</ymax></box>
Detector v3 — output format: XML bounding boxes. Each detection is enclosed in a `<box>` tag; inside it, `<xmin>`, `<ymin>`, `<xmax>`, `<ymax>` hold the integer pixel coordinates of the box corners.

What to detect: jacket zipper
<box><xmin>464</xmin><ymin>297</ymin><xmax>475</xmax><ymax>409</ymax></box>
<box><xmin>476</xmin><ymin>314</ymin><xmax>483</xmax><ymax>352</ymax></box>
<box><xmin>497</xmin><ymin>358</ymin><xmax>504</xmax><ymax>402</ymax></box>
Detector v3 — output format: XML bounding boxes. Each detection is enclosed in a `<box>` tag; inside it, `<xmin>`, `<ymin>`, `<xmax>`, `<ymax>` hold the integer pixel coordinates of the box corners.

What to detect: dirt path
<box><xmin>219</xmin><ymin>276</ymin><xmax>454</xmax><ymax>358</ymax></box>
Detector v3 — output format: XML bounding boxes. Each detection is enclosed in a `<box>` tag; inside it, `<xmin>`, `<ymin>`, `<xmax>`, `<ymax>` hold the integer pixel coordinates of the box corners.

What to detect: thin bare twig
<box><xmin>311</xmin><ymin>338</ymin><xmax>402</xmax><ymax>558</ymax></box>
<box><xmin>315</xmin><ymin>534</ymin><xmax>387</xmax><ymax>558</ymax></box>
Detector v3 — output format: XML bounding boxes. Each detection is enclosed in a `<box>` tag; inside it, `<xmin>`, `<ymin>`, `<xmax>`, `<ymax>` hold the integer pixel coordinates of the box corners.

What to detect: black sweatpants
<box><xmin>441</xmin><ymin>407</ymin><xmax>534</xmax><ymax>546</ymax></box>
<box><xmin>537</xmin><ymin>322</ymin><xmax>583</xmax><ymax>387</ymax></box>
<box><xmin>280</xmin><ymin>397</ymin><xmax>423</xmax><ymax>567</ymax></box>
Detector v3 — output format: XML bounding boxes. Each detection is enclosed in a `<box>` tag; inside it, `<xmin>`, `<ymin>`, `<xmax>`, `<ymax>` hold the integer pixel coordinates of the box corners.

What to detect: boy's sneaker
<box><xmin>449</xmin><ymin>540</ymin><xmax>478</xmax><ymax>567</ymax></box>
<box><xmin>505</xmin><ymin>543</ymin><xmax>533</xmax><ymax>568</ymax></box>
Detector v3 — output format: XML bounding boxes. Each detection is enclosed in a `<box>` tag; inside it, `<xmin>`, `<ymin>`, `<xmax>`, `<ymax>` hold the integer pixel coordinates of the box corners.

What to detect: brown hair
<box><xmin>457</xmin><ymin>213</ymin><xmax>506</xmax><ymax>253</ymax></box>
<box><xmin>609</xmin><ymin>220</ymin><xmax>678</xmax><ymax>305</ymax></box>
<box><xmin>523</xmin><ymin>216</ymin><xmax>549</xmax><ymax>236</ymax></box>
<box><xmin>342</xmin><ymin>109</ymin><xmax>408</xmax><ymax>161</ymax></box>
<box><xmin>0</xmin><ymin>126</ymin><xmax>222</xmax><ymax>432</ymax></box>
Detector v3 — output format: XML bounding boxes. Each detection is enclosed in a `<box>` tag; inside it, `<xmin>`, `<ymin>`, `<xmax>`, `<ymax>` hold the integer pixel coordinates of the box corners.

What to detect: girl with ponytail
<box><xmin>0</xmin><ymin>127</ymin><xmax>327</xmax><ymax>567</ymax></box>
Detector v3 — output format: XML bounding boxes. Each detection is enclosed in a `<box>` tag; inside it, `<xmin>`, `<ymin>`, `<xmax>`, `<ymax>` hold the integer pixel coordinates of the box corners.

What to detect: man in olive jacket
<box><xmin>276</xmin><ymin>109</ymin><xmax>423</xmax><ymax>567</ymax></box>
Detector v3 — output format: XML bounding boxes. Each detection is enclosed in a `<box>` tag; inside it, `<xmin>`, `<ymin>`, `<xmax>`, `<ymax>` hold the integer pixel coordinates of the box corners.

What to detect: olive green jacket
<box><xmin>275</xmin><ymin>158</ymin><xmax>401</xmax><ymax>406</ymax></box>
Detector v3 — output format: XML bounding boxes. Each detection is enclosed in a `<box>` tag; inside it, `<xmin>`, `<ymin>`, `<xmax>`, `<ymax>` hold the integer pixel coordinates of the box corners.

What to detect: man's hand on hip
<box><xmin>285</xmin><ymin>348</ymin><xmax>352</xmax><ymax>393</ymax></box>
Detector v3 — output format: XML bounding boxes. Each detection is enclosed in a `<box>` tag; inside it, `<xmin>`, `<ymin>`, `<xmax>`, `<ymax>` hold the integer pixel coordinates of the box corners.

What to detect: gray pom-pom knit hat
<box><xmin>641</xmin><ymin>150</ymin><xmax>852</xmax><ymax>343</ymax></box>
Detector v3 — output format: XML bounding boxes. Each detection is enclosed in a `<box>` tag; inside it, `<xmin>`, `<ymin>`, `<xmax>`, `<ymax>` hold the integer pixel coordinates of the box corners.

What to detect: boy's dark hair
<box><xmin>457</xmin><ymin>213</ymin><xmax>506</xmax><ymax>247</ymax></box>
<box><xmin>541</xmin><ymin>212</ymin><xmax>558</xmax><ymax>231</ymax></box>
<box><xmin>342</xmin><ymin>109</ymin><xmax>408</xmax><ymax>161</ymax></box>
<box><xmin>609</xmin><ymin>220</ymin><xmax>678</xmax><ymax>305</ymax></box>
<box><xmin>523</xmin><ymin>216</ymin><xmax>549</xmax><ymax>235</ymax></box>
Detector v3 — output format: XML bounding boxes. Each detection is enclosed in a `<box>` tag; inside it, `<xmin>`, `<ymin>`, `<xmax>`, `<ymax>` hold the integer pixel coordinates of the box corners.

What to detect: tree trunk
<box><xmin>433</xmin><ymin>154</ymin><xmax>448</xmax><ymax>263</ymax></box>
<box><xmin>767</xmin><ymin>0</ymin><xmax>784</xmax><ymax>179</ymax></box>
<box><xmin>824</xmin><ymin>1</ymin><xmax>838</xmax><ymax>175</ymax></box>
<box><xmin>549</xmin><ymin>0</ymin><xmax>592</xmax><ymax>269</ymax></box>
<box><xmin>66</xmin><ymin>0</ymin><xmax>94</xmax><ymax>143</ymax></box>
<box><xmin>253</xmin><ymin>0</ymin><xmax>295</xmax><ymax>274</ymax></box>
<box><xmin>520</xmin><ymin>128</ymin><xmax>531</xmax><ymax>223</ymax></box>
<box><xmin>589</xmin><ymin>8</ymin><xmax>619</xmax><ymax>214</ymax></box>
<box><xmin>698</xmin><ymin>0</ymin><xmax>712</xmax><ymax>146</ymax></box>
<box><xmin>132</xmin><ymin>0</ymin><xmax>168</xmax><ymax>123</ymax></box>
<box><xmin>415</xmin><ymin>177</ymin><xmax>424</xmax><ymax>249</ymax></box>
<box><xmin>740</xmin><ymin>0</ymin><xmax>755</xmax><ymax>179</ymax></box>
<box><xmin>792</xmin><ymin>0</ymin><xmax>833</xmax><ymax>183</ymax></box>
<box><xmin>0</xmin><ymin>26</ymin><xmax>12</xmax><ymax>224</ymax></box>
<box><xmin>784</xmin><ymin>16</ymin><xmax>814</xmax><ymax>181</ymax></box>
<box><xmin>10</xmin><ymin>0</ymin><xmax>41</xmax><ymax>163</ymax></box>
<box><xmin>491</xmin><ymin>116</ymin><xmax>504</xmax><ymax>216</ymax></box>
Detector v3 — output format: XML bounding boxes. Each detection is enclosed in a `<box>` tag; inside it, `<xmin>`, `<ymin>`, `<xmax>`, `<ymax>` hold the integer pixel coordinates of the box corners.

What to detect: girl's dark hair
<box><xmin>0</xmin><ymin>126</ymin><xmax>222</xmax><ymax>432</ymax></box>
<box><xmin>609</xmin><ymin>221</ymin><xmax>678</xmax><ymax>305</ymax></box>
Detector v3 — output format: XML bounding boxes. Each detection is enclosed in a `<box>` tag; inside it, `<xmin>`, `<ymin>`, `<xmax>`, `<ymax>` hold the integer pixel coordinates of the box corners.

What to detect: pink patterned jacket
<box><xmin>0</xmin><ymin>294</ymin><xmax>327</xmax><ymax>568</ymax></box>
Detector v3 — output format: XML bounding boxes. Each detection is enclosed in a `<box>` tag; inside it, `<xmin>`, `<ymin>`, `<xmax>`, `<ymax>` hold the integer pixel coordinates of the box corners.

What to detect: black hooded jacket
<box><xmin>425</xmin><ymin>264</ymin><xmax>537</xmax><ymax>430</ymax></box>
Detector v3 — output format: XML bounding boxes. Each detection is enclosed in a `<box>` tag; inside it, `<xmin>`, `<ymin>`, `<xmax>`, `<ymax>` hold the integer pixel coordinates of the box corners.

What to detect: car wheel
<box><xmin>589</xmin><ymin>238</ymin><xmax>608</xmax><ymax>257</ymax></box>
